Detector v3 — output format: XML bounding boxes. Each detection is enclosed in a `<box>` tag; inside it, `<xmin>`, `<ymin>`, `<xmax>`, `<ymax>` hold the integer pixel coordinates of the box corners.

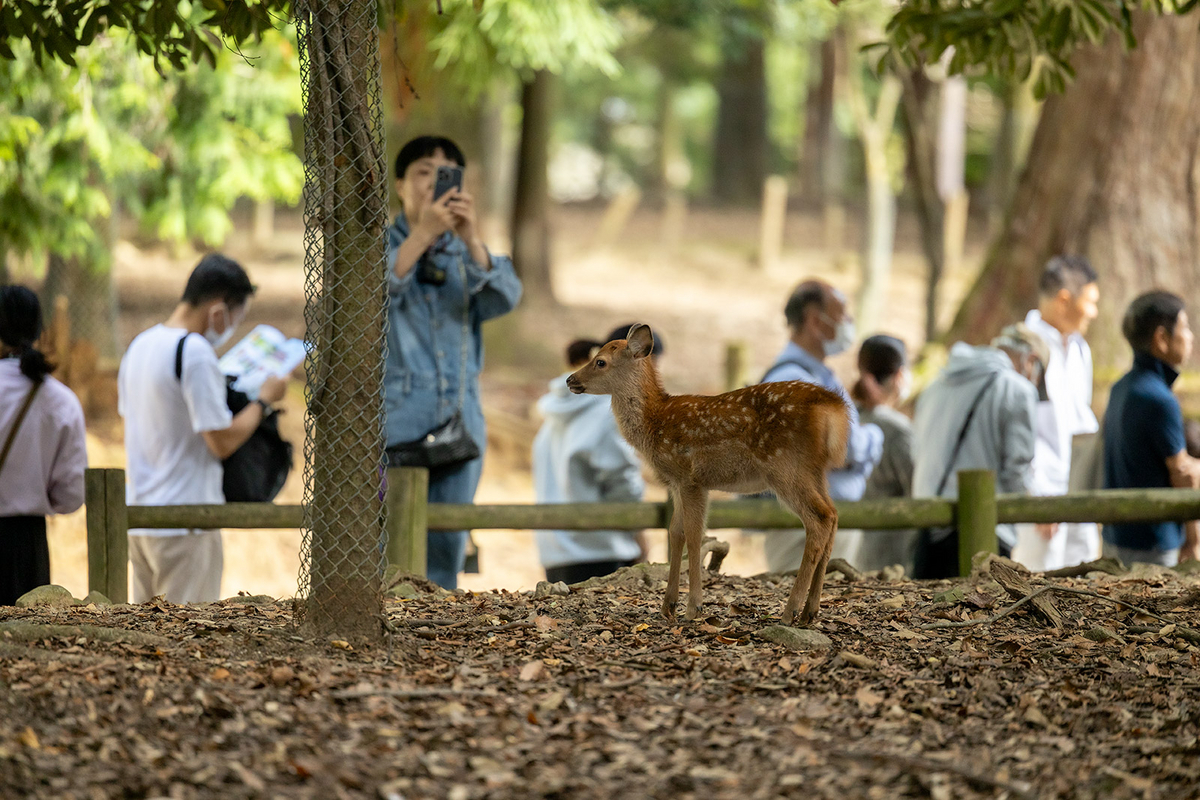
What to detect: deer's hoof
<box><xmin>684</xmin><ymin>605</ymin><xmax>700</xmax><ymax>621</ymax></box>
<box><xmin>797</xmin><ymin>607</ymin><xmax>819</xmax><ymax>626</ymax></box>
<box><xmin>661</xmin><ymin>599</ymin><xmax>677</xmax><ymax>621</ymax></box>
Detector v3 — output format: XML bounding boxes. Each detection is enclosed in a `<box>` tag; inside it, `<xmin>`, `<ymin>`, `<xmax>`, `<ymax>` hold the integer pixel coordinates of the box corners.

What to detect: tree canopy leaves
<box><xmin>0</xmin><ymin>0</ymin><xmax>290</xmax><ymax>72</ymax></box>
<box><xmin>887</xmin><ymin>0</ymin><xmax>1200</xmax><ymax>97</ymax></box>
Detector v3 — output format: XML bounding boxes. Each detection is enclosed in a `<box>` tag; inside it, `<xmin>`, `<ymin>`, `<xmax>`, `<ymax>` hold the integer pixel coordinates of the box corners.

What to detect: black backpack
<box><xmin>175</xmin><ymin>335</ymin><xmax>293</xmax><ymax>502</ymax></box>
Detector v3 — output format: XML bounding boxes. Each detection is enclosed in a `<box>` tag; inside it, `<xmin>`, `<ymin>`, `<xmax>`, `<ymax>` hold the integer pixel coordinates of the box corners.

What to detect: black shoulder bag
<box><xmin>912</xmin><ymin>372</ymin><xmax>1000</xmax><ymax>578</ymax></box>
<box><xmin>385</xmin><ymin>255</ymin><xmax>481</xmax><ymax>470</ymax></box>
<box><xmin>176</xmin><ymin>336</ymin><xmax>293</xmax><ymax>503</ymax></box>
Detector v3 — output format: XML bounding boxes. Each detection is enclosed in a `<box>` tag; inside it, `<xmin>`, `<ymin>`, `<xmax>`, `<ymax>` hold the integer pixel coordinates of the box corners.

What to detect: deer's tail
<box><xmin>824</xmin><ymin>401</ymin><xmax>851</xmax><ymax>472</ymax></box>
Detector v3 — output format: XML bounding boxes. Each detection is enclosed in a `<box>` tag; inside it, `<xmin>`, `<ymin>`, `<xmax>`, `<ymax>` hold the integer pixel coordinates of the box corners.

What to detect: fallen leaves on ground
<box><xmin>4</xmin><ymin>565</ymin><xmax>1200</xmax><ymax>799</ymax></box>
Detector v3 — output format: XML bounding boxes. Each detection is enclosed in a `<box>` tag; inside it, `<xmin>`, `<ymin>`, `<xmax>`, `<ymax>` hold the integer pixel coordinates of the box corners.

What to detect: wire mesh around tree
<box><xmin>293</xmin><ymin>0</ymin><xmax>389</xmax><ymax>640</ymax></box>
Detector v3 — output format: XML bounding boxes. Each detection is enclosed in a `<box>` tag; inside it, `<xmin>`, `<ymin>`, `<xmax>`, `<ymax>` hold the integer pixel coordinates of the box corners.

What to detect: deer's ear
<box><xmin>626</xmin><ymin>324</ymin><xmax>654</xmax><ymax>359</ymax></box>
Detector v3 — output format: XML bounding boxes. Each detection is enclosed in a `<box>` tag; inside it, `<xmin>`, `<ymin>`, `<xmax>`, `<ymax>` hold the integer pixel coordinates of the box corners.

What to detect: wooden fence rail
<box><xmin>84</xmin><ymin>467</ymin><xmax>1200</xmax><ymax>602</ymax></box>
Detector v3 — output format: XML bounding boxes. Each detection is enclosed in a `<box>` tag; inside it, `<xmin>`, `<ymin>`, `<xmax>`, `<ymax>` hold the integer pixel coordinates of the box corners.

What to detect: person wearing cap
<box><xmin>1102</xmin><ymin>292</ymin><xmax>1200</xmax><ymax>566</ymax></box>
<box><xmin>530</xmin><ymin>324</ymin><xmax>660</xmax><ymax>584</ymax></box>
<box><xmin>910</xmin><ymin>323</ymin><xmax>1047</xmax><ymax>578</ymax></box>
<box><xmin>1012</xmin><ymin>256</ymin><xmax>1102</xmax><ymax>571</ymax></box>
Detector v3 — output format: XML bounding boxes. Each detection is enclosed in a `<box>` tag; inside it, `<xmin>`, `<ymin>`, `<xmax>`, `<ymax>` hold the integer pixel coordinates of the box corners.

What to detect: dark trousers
<box><xmin>0</xmin><ymin>516</ymin><xmax>50</xmax><ymax>605</ymax></box>
<box><xmin>913</xmin><ymin>527</ymin><xmax>1011</xmax><ymax>579</ymax></box>
<box><xmin>545</xmin><ymin>559</ymin><xmax>637</xmax><ymax>586</ymax></box>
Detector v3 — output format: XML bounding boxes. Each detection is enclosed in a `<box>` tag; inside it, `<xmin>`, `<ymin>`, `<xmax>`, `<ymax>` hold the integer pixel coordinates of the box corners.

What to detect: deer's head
<box><xmin>566</xmin><ymin>323</ymin><xmax>656</xmax><ymax>396</ymax></box>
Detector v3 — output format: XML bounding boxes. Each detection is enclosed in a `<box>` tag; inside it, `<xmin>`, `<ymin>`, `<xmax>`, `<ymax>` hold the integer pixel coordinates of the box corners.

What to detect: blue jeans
<box><xmin>426</xmin><ymin>456</ymin><xmax>483</xmax><ymax>590</ymax></box>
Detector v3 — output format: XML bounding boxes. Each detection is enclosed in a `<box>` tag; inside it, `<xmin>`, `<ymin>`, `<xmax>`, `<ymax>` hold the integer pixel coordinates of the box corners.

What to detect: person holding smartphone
<box><xmin>384</xmin><ymin>135</ymin><xmax>523</xmax><ymax>590</ymax></box>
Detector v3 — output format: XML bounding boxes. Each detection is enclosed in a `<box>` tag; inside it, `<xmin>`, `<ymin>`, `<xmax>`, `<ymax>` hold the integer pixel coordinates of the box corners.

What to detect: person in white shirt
<box><xmin>119</xmin><ymin>254</ymin><xmax>287</xmax><ymax>604</ymax></box>
<box><xmin>1012</xmin><ymin>255</ymin><xmax>1101</xmax><ymax>571</ymax></box>
<box><xmin>0</xmin><ymin>285</ymin><xmax>87</xmax><ymax>605</ymax></box>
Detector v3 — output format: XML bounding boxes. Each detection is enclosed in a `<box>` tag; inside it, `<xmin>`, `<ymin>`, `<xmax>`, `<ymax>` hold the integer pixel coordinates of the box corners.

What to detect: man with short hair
<box><xmin>119</xmin><ymin>254</ymin><xmax>287</xmax><ymax>603</ymax></box>
<box><xmin>1103</xmin><ymin>291</ymin><xmax>1200</xmax><ymax>566</ymax></box>
<box><xmin>911</xmin><ymin>323</ymin><xmax>1046</xmax><ymax>578</ymax></box>
<box><xmin>1013</xmin><ymin>255</ymin><xmax>1101</xmax><ymax>571</ymax></box>
<box><xmin>759</xmin><ymin>279</ymin><xmax>883</xmax><ymax>572</ymax></box>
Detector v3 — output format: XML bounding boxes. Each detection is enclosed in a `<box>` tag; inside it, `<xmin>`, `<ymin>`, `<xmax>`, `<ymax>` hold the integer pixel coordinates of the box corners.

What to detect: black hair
<box><xmin>1039</xmin><ymin>255</ymin><xmax>1098</xmax><ymax>298</ymax></box>
<box><xmin>394</xmin><ymin>135</ymin><xmax>466</xmax><ymax>180</ymax></box>
<box><xmin>605</xmin><ymin>323</ymin><xmax>666</xmax><ymax>358</ymax></box>
<box><xmin>1122</xmin><ymin>290</ymin><xmax>1185</xmax><ymax>354</ymax></box>
<box><xmin>784</xmin><ymin>280</ymin><xmax>829</xmax><ymax>329</ymax></box>
<box><xmin>0</xmin><ymin>284</ymin><xmax>54</xmax><ymax>382</ymax></box>
<box><xmin>566</xmin><ymin>339</ymin><xmax>602</xmax><ymax>368</ymax></box>
<box><xmin>181</xmin><ymin>253</ymin><xmax>256</xmax><ymax>308</ymax></box>
<box><xmin>857</xmin><ymin>335</ymin><xmax>906</xmax><ymax>383</ymax></box>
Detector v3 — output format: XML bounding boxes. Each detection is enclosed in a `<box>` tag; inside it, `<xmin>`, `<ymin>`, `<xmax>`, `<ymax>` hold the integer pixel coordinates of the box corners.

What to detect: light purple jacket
<box><xmin>0</xmin><ymin>359</ymin><xmax>87</xmax><ymax>518</ymax></box>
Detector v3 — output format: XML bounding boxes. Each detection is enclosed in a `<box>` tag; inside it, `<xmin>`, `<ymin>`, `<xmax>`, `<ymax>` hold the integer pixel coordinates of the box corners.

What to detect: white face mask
<box><xmin>896</xmin><ymin>368</ymin><xmax>913</xmax><ymax>402</ymax></box>
<box><xmin>821</xmin><ymin>316</ymin><xmax>856</xmax><ymax>358</ymax></box>
<box><xmin>204</xmin><ymin>306</ymin><xmax>236</xmax><ymax>349</ymax></box>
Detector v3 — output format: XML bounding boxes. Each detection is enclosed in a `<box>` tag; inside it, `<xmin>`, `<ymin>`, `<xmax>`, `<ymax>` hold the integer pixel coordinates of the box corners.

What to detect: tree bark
<box><xmin>899</xmin><ymin>67</ymin><xmax>945</xmax><ymax>343</ymax></box>
<box><xmin>947</xmin><ymin>13</ymin><xmax>1200</xmax><ymax>372</ymax></box>
<box><xmin>711</xmin><ymin>14</ymin><xmax>768</xmax><ymax>205</ymax></box>
<box><xmin>799</xmin><ymin>38</ymin><xmax>836</xmax><ymax>202</ymax></box>
<box><xmin>511</xmin><ymin>69</ymin><xmax>555</xmax><ymax>303</ymax></box>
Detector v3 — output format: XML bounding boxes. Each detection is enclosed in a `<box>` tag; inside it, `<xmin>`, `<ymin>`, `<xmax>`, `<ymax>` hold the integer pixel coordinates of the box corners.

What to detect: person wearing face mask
<box><xmin>848</xmin><ymin>335</ymin><xmax>916</xmax><ymax>574</ymax></box>
<box><xmin>119</xmin><ymin>253</ymin><xmax>288</xmax><ymax>603</ymax></box>
<box><xmin>758</xmin><ymin>279</ymin><xmax>884</xmax><ymax>573</ymax></box>
<box><xmin>910</xmin><ymin>323</ymin><xmax>1046</xmax><ymax>578</ymax></box>
<box><xmin>383</xmin><ymin>136</ymin><xmax>522</xmax><ymax>590</ymax></box>
<box><xmin>1012</xmin><ymin>256</ymin><xmax>1102</xmax><ymax>572</ymax></box>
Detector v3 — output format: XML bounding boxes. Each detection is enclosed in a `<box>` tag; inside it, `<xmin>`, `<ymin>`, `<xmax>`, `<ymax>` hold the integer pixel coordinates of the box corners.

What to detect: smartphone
<box><xmin>433</xmin><ymin>165</ymin><xmax>463</xmax><ymax>201</ymax></box>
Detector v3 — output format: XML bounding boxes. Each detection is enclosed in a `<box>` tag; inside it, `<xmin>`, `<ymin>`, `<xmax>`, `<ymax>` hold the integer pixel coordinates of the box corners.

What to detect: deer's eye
<box><xmin>595</xmin><ymin>359</ymin><xmax>607</xmax><ymax>368</ymax></box>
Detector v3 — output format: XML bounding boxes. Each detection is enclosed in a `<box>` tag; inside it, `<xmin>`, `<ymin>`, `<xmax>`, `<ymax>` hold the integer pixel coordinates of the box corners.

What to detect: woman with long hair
<box><xmin>0</xmin><ymin>285</ymin><xmax>87</xmax><ymax>604</ymax></box>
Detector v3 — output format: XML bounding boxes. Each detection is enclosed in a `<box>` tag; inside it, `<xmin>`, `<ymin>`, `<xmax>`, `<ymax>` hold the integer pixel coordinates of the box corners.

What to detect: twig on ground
<box><xmin>1041</xmin><ymin>557</ymin><xmax>1125</xmax><ymax>578</ymax></box>
<box><xmin>918</xmin><ymin>586</ymin><xmax>1056</xmax><ymax>631</ymax></box>
<box><xmin>827</xmin><ymin>558</ymin><xmax>864</xmax><ymax>582</ymax></box>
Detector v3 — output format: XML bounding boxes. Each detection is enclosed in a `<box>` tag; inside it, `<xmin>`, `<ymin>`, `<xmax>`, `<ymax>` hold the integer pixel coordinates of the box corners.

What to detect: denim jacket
<box><xmin>384</xmin><ymin>213</ymin><xmax>523</xmax><ymax>449</ymax></box>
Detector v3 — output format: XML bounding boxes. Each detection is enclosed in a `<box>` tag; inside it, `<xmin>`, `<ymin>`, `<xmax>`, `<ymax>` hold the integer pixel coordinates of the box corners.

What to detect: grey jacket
<box><xmin>912</xmin><ymin>343</ymin><xmax>1037</xmax><ymax>547</ymax></box>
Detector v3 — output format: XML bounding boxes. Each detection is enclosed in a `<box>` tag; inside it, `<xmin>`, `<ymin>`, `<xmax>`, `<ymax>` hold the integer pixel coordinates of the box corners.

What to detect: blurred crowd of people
<box><xmin>4</xmin><ymin>132</ymin><xmax>1199</xmax><ymax>603</ymax></box>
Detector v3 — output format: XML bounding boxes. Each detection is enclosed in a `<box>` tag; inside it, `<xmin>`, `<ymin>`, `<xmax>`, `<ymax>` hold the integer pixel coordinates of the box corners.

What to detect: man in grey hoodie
<box><xmin>911</xmin><ymin>323</ymin><xmax>1048</xmax><ymax>578</ymax></box>
<box><xmin>531</xmin><ymin>325</ymin><xmax>661</xmax><ymax>584</ymax></box>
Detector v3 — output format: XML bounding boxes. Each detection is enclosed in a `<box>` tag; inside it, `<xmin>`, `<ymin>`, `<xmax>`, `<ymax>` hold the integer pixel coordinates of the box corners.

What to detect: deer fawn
<box><xmin>567</xmin><ymin>324</ymin><xmax>850</xmax><ymax>625</ymax></box>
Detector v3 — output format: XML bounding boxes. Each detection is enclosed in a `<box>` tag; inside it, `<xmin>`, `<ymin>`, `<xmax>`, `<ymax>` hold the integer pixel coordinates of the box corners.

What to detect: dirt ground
<box><xmin>4</xmin><ymin>559</ymin><xmax>1200</xmax><ymax>799</ymax></box>
<box><xmin>28</xmin><ymin>202</ymin><xmax>987</xmax><ymax>602</ymax></box>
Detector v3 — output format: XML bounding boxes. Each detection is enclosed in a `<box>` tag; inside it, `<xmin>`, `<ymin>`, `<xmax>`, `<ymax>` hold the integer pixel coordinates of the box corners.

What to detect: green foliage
<box><xmin>0</xmin><ymin>28</ymin><xmax>302</xmax><ymax>269</ymax></box>
<box><xmin>887</xmin><ymin>0</ymin><xmax>1199</xmax><ymax>98</ymax></box>
<box><xmin>400</xmin><ymin>0</ymin><xmax>622</xmax><ymax>92</ymax></box>
<box><xmin>0</xmin><ymin>0</ymin><xmax>291</xmax><ymax>72</ymax></box>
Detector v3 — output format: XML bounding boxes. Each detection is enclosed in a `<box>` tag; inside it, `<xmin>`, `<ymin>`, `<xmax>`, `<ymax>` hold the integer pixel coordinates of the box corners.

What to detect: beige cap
<box><xmin>993</xmin><ymin>322</ymin><xmax>1050</xmax><ymax>368</ymax></box>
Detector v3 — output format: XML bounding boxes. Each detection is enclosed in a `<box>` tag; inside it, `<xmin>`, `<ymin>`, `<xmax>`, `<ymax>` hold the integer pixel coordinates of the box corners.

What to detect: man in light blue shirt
<box><xmin>759</xmin><ymin>279</ymin><xmax>883</xmax><ymax>572</ymax></box>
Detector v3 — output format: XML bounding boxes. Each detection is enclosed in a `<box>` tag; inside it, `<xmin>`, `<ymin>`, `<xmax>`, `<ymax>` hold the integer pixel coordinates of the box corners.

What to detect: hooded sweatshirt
<box><xmin>532</xmin><ymin>374</ymin><xmax>645</xmax><ymax>568</ymax></box>
<box><xmin>912</xmin><ymin>343</ymin><xmax>1038</xmax><ymax>547</ymax></box>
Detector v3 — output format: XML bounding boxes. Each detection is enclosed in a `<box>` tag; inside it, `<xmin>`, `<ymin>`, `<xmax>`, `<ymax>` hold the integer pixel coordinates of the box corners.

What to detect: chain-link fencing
<box><xmin>294</xmin><ymin>0</ymin><xmax>389</xmax><ymax>640</ymax></box>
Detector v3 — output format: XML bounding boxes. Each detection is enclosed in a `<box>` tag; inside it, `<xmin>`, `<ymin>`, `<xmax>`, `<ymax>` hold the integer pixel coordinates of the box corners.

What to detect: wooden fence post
<box><xmin>723</xmin><ymin>341</ymin><xmax>748</xmax><ymax>391</ymax></box>
<box><xmin>956</xmin><ymin>469</ymin><xmax>997</xmax><ymax>576</ymax></box>
<box><xmin>86</xmin><ymin>467</ymin><xmax>128</xmax><ymax>603</ymax></box>
<box><xmin>385</xmin><ymin>467</ymin><xmax>429</xmax><ymax>577</ymax></box>
<box><xmin>758</xmin><ymin>175</ymin><xmax>788</xmax><ymax>271</ymax></box>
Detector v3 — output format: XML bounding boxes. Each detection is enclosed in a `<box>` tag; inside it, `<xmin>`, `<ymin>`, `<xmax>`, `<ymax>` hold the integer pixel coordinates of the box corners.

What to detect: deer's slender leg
<box><xmin>661</xmin><ymin>487</ymin><xmax>686</xmax><ymax>621</ymax></box>
<box><xmin>679</xmin><ymin>485</ymin><xmax>710</xmax><ymax>620</ymax></box>
<box><xmin>775</xmin><ymin>479</ymin><xmax>838</xmax><ymax>626</ymax></box>
<box><xmin>800</xmin><ymin>508</ymin><xmax>838</xmax><ymax>624</ymax></box>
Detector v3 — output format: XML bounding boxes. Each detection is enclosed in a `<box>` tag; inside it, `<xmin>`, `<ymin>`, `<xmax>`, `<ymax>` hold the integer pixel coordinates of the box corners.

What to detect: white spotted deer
<box><xmin>567</xmin><ymin>324</ymin><xmax>850</xmax><ymax>625</ymax></box>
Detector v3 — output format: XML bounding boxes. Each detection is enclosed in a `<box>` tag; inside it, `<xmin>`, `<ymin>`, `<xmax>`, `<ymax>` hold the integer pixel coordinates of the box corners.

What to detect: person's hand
<box><xmin>1036</xmin><ymin>522</ymin><xmax>1058</xmax><ymax>542</ymax></box>
<box><xmin>413</xmin><ymin>191</ymin><xmax>457</xmax><ymax>245</ymax></box>
<box><xmin>258</xmin><ymin>375</ymin><xmax>287</xmax><ymax>405</ymax></box>
<box><xmin>446</xmin><ymin>187</ymin><xmax>479</xmax><ymax>244</ymax></box>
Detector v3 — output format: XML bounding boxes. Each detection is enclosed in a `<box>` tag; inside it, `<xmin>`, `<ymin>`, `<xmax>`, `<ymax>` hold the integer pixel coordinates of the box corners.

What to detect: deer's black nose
<box><xmin>566</xmin><ymin>375</ymin><xmax>584</xmax><ymax>394</ymax></box>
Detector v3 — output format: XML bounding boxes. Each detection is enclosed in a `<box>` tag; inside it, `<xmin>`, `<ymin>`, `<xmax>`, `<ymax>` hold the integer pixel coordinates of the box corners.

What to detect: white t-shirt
<box><xmin>119</xmin><ymin>325</ymin><xmax>232</xmax><ymax>536</ymax></box>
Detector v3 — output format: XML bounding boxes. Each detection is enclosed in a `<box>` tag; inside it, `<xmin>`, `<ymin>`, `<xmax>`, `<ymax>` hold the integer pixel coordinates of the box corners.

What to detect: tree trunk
<box><xmin>711</xmin><ymin>15</ymin><xmax>768</xmax><ymax>205</ymax></box>
<box><xmin>899</xmin><ymin>67</ymin><xmax>945</xmax><ymax>343</ymax></box>
<box><xmin>296</xmin><ymin>0</ymin><xmax>388</xmax><ymax>641</ymax></box>
<box><xmin>981</xmin><ymin>80</ymin><xmax>1018</xmax><ymax>233</ymax></box>
<box><xmin>947</xmin><ymin>13</ymin><xmax>1200</xmax><ymax>372</ymax></box>
<box><xmin>41</xmin><ymin>253</ymin><xmax>119</xmax><ymax>362</ymax></box>
<box><xmin>511</xmin><ymin>69</ymin><xmax>554</xmax><ymax>303</ymax></box>
<box><xmin>479</xmin><ymin>78</ymin><xmax>512</xmax><ymax>245</ymax></box>
<box><xmin>799</xmin><ymin>38</ymin><xmax>836</xmax><ymax>202</ymax></box>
